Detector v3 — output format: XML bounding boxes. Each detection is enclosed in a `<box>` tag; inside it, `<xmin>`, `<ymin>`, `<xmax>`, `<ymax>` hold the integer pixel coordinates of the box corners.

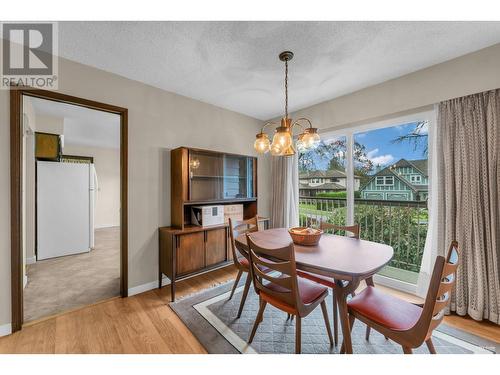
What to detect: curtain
<box><xmin>437</xmin><ymin>89</ymin><xmax>500</xmax><ymax>324</ymax></box>
<box><xmin>270</xmin><ymin>153</ymin><xmax>299</xmax><ymax>228</ymax></box>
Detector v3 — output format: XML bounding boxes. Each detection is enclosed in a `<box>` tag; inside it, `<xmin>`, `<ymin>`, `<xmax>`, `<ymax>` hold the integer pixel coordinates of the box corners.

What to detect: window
<box><xmin>376</xmin><ymin>176</ymin><xmax>394</xmax><ymax>186</ymax></box>
<box><xmin>410</xmin><ymin>175</ymin><xmax>422</xmax><ymax>184</ymax></box>
<box><xmin>298</xmin><ymin>110</ymin><xmax>434</xmax><ymax>293</ymax></box>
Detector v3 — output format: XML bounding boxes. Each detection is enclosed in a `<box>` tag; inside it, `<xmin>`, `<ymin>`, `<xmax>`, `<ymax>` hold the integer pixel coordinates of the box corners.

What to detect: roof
<box><xmin>299</xmin><ymin>169</ymin><xmax>361</xmax><ymax>179</ymax></box>
<box><xmin>391</xmin><ymin>159</ymin><xmax>428</xmax><ymax>176</ymax></box>
<box><xmin>299</xmin><ymin>182</ymin><xmax>345</xmax><ymax>190</ymax></box>
<box><xmin>299</xmin><ymin>169</ymin><xmax>346</xmax><ymax>179</ymax></box>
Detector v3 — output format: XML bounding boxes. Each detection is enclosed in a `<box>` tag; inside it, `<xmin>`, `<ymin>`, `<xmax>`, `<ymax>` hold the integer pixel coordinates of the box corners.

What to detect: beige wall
<box><xmin>0</xmin><ymin>56</ymin><xmax>270</xmax><ymax>329</ymax></box>
<box><xmin>63</xmin><ymin>144</ymin><xmax>121</xmax><ymax>229</ymax></box>
<box><xmin>283</xmin><ymin>43</ymin><xmax>500</xmax><ymax>131</ymax></box>
<box><xmin>35</xmin><ymin>114</ymin><xmax>64</xmax><ymax>134</ymax></box>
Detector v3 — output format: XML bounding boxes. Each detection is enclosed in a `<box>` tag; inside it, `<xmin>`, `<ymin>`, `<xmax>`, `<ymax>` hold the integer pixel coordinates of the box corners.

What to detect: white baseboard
<box><xmin>95</xmin><ymin>224</ymin><xmax>120</xmax><ymax>230</ymax></box>
<box><xmin>23</xmin><ymin>275</ymin><xmax>28</xmax><ymax>289</ymax></box>
<box><xmin>128</xmin><ymin>276</ymin><xmax>171</xmax><ymax>297</ymax></box>
<box><xmin>0</xmin><ymin>323</ymin><xmax>12</xmax><ymax>337</ymax></box>
<box><xmin>373</xmin><ymin>274</ymin><xmax>417</xmax><ymax>295</ymax></box>
<box><xmin>26</xmin><ymin>256</ymin><xmax>36</xmax><ymax>264</ymax></box>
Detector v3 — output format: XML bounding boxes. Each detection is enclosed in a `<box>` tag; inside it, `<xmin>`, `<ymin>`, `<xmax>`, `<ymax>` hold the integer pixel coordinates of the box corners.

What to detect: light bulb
<box><xmin>300</xmin><ymin>128</ymin><xmax>321</xmax><ymax>150</ymax></box>
<box><xmin>254</xmin><ymin>133</ymin><xmax>270</xmax><ymax>154</ymax></box>
<box><xmin>270</xmin><ymin>127</ymin><xmax>292</xmax><ymax>156</ymax></box>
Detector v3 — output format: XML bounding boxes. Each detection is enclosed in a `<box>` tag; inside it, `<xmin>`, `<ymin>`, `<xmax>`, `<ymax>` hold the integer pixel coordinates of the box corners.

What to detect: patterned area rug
<box><xmin>170</xmin><ymin>280</ymin><xmax>498</xmax><ymax>354</ymax></box>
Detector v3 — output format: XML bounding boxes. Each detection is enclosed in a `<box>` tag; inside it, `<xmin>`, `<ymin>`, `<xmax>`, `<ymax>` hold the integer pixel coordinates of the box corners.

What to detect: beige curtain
<box><xmin>270</xmin><ymin>153</ymin><xmax>299</xmax><ymax>228</ymax></box>
<box><xmin>437</xmin><ymin>89</ymin><xmax>500</xmax><ymax>324</ymax></box>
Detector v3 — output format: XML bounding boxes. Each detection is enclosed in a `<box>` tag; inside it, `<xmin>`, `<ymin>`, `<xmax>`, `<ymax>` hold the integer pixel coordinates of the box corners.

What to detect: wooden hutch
<box><xmin>159</xmin><ymin>147</ymin><xmax>268</xmax><ymax>300</ymax></box>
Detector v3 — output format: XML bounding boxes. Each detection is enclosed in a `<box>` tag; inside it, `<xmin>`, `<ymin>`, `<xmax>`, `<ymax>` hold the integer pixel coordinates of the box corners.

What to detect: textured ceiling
<box><xmin>58</xmin><ymin>21</ymin><xmax>500</xmax><ymax>120</ymax></box>
<box><xmin>30</xmin><ymin>96</ymin><xmax>121</xmax><ymax>149</ymax></box>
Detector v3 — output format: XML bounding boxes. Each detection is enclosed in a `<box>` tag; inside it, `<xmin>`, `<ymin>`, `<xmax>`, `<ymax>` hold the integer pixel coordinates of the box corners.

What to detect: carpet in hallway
<box><xmin>24</xmin><ymin>227</ymin><xmax>120</xmax><ymax>322</ymax></box>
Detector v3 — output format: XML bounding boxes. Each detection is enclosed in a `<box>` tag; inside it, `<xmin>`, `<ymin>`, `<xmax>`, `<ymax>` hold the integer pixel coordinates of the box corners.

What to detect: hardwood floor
<box><xmin>0</xmin><ymin>265</ymin><xmax>498</xmax><ymax>353</ymax></box>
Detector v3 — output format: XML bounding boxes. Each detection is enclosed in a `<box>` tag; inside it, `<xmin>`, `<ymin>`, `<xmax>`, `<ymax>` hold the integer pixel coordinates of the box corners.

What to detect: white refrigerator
<box><xmin>37</xmin><ymin>161</ymin><xmax>97</xmax><ymax>260</ymax></box>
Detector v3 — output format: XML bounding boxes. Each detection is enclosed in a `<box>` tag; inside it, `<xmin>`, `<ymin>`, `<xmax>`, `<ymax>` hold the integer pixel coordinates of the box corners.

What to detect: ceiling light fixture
<box><xmin>254</xmin><ymin>51</ymin><xmax>320</xmax><ymax>156</ymax></box>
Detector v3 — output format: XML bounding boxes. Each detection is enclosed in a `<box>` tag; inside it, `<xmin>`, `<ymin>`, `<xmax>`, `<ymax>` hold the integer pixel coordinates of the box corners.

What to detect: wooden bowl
<box><xmin>288</xmin><ymin>227</ymin><xmax>323</xmax><ymax>246</ymax></box>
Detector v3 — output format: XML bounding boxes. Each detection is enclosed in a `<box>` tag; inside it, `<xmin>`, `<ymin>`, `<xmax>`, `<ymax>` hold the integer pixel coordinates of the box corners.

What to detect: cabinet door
<box><xmin>176</xmin><ymin>232</ymin><xmax>205</xmax><ymax>275</ymax></box>
<box><xmin>205</xmin><ymin>228</ymin><xmax>227</xmax><ymax>266</ymax></box>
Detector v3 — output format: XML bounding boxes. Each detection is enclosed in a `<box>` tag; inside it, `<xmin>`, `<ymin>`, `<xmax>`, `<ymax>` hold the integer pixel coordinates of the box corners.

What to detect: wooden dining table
<box><xmin>235</xmin><ymin>227</ymin><xmax>394</xmax><ymax>354</ymax></box>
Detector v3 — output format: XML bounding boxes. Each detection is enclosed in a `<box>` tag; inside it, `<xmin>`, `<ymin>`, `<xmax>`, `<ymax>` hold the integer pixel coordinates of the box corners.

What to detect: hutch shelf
<box><xmin>159</xmin><ymin>147</ymin><xmax>269</xmax><ymax>301</ymax></box>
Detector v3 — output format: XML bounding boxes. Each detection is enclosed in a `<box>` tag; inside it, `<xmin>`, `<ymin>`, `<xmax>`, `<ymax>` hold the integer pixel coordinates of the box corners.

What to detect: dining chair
<box><xmin>245</xmin><ymin>234</ymin><xmax>334</xmax><ymax>354</ymax></box>
<box><xmin>228</xmin><ymin>216</ymin><xmax>260</xmax><ymax>318</ymax></box>
<box><xmin>344</xmin><ymin>241</ymin><xmax>459</xmax><ymax>354</ymax></box>
<box><xmin>295</xmin><ymin>222</ymin><xmax>362</xmax><ymax>346</ymax></box>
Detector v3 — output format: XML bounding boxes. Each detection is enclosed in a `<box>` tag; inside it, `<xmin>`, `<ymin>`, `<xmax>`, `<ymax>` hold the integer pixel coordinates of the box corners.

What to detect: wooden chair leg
<box><xmin>320</xmin><ymin>300</ymin><xmax>334</xmax><ymax>346</ymax></box>
<box><xmin>295</xmin><ymin>316</ymin><xmax>302</xmax><ymax>354</ymax></box>
<box><xmin>248</xmin><ymin>299</ymin><xmax>267</xmax><ymax>343</ymax></box>
<box><xmin>340</xmin><ymin>314</ymin><xmax>356</xmax><ymax>354</ymax></box>
<box><xmin>365</xmin><ymin>326</ymin><xmax>371</xmax><ymax>341</ymax></box>
<box><xmin>332</xmin><ymin>292</ymin><xmax>339</xmax><ymax>346</ymax></box>
<box><xmin>228</xmin><ymin>269</ymin><xmax>243</xmax><ymax>300</ymax></box>
<box><xmin>402</xmin><ymin>346</ymin><xmax>413</xmax><ymax>354</ymax></box>
<box><xmin>426</xmin><ymin>338</ymin><xmax>437</xmax><ymax>354</ymax></box>
<box><xmin>237</xmin><ymin>274</ymin><xmax>252</xmax><ymax>318</ymax></box>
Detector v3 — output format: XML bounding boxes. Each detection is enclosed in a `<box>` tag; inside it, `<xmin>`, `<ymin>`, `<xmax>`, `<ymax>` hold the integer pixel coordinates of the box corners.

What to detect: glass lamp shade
<box><xmin>300</xmin><ymin>128</ymin><xmax>321</xmax><ymax>150</ymax></box>
<box><xmin>270</xmin><ymin>127</ymin><xmax>292</xmax><ymax>156</ymax></box>
<box><xmin>254</xmin><ymin>133</ymin><xmax>270</xmax><ymax>154</ymax></box>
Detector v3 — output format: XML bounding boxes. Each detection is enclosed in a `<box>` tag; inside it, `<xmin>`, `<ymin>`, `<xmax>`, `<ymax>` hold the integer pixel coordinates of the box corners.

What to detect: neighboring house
<box><xmin>299</xmin><ymin>169</ymin><xmax>361</xmax><ymax>196</ymax></box>
<box><xmin>360</xmin><ymin>159</ymin><xmax>428</xmax><ymax>201</ymax></box>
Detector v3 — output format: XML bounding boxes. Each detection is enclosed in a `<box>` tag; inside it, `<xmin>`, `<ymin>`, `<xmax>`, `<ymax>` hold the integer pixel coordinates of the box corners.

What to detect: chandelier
<box><xmin>254</xmin><ymin>51</ymin><xmax>320</xmax><ymax>156</ymax></box>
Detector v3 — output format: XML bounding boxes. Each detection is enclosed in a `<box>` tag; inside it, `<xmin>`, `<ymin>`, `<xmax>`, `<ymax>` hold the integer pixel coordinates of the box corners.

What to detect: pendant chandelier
<box><xmin>254</xmin><ymin>51</ymin><xmax>320</xmax><ymax>156</ymax></box>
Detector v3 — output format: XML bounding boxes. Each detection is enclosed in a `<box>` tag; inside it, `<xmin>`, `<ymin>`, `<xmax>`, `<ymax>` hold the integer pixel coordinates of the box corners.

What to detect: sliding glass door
<box><xmin>298</xmin><ymin>111</ymin><xmax>435</xmax><ymax>291</ymax></box>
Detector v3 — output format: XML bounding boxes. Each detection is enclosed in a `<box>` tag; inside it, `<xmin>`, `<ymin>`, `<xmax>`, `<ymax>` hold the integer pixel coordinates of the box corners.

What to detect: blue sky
<box><xmin>311</xmin><ymin>121</ymin><xmax>428</xmax><ymax>171</ymax></box>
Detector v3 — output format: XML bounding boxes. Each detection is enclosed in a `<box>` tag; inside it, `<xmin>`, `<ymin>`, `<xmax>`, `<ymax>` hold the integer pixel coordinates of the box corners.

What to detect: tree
<box><xmin>298</xmin><ymin>138</ymin><xmax>374</xmax><ymax>179</ymax></box>
<box><xmin>391</xmin><ymin>121</ymin><xmax>429</xmax><ymax>156</ymax></box>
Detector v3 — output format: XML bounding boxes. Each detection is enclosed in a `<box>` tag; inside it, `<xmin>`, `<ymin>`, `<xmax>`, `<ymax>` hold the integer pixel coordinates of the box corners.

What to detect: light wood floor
<box><xmin>0</xmin><ymin>265</ymin><xmax>498</xmax><ymax>353</ymax></box>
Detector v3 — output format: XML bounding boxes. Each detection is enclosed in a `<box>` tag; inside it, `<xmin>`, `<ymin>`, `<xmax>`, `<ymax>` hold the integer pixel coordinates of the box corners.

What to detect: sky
<box><xmin>309</xmin><ymin>121</ymin><xmax>428</xmax><ymax>171</ymax></box>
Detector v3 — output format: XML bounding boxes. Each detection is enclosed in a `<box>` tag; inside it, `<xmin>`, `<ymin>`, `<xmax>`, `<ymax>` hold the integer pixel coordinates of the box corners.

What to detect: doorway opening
<box><xmin>10</xmin><ymin>89</ymin><xmax>128</xmax><ymax>331</ymax></box>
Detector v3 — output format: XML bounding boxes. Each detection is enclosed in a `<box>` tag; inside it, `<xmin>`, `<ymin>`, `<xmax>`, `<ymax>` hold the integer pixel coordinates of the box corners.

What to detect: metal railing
<box><xmin>299</xmin><ymin>196</ymin><xmax>428</xmax><ymax>273</ymax></box>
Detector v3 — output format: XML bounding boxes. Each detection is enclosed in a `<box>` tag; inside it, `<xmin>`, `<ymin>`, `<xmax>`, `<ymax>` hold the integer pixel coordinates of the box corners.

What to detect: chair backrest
<box><xmin>228</xmin><ymin>216</ymin><xmax>259</xmax><ymax>264</ymax></box>
<box><xmin>418</xmin><ymin>241</ymin><xmax>459</xmax><ymax>338</ymax></box>
<box><xmin>320</xmin><ymin>222</ymin><xmax>360</xmax><ymax>239</ymax></box>
<box><xmin>245</xmin><ymin>234</ymin><xmax>302</xmax><ymax>312</ymax></box>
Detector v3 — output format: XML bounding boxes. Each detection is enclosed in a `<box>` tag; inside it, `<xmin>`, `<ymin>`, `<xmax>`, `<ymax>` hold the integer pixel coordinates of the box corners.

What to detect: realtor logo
<box><xmin>1</xmin><ymin>22</ymin><xmax>58</xmax><ymax>89</ymax></box>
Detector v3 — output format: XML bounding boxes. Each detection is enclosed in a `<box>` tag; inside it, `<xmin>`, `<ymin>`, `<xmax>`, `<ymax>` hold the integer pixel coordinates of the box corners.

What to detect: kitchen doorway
<box><xmin>10</xmin><ymin>89</ymin><xmax>128</xmax><ymax>331</ymax></box>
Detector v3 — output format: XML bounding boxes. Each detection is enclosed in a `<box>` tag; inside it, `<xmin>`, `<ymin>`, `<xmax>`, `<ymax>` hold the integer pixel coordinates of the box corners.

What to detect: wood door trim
<box><xmin>10</xmin><ymin>87</ymin><xmax>129</xmax><ymax>333</ymax></box>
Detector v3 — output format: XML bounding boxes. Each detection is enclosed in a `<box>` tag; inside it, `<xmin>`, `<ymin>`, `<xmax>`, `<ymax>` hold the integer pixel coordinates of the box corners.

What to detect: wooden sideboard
<box><xmin>159</xmin><ymin>147</ymin><xmax>269</xmax><ymax>301</ymax></box>
<box><xmin>159</xmin><ymin>217</ymin><xmax>269</xmax><ymax>301</ymax></box>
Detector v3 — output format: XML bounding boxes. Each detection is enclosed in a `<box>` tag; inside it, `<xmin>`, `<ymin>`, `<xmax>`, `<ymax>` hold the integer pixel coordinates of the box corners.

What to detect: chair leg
<box><xmin>228</xmin><ymin>269</ymin><xmax>243</xmax><ymax>300</ymax></box>
<box><xmin>248</xmin><ymin>299</ymin><xmax>267</xmax><ymax>343</ymax></box>
<box><xmin>320</xmin><ymin>300</ymin><xmax>334</xmax><ymax>346</ymax></box>
<box><xmin>295</xmin><ymin>316</ymin><xmax>302</xmax><ymax>354</ymax></box>
<box><xmin>332</xmin><ymin>292</ymin><xmax>339</xmax><ymax>346</ymax></box>
<box><xmin>340</xmin><ymin>313</ymin><xmax>356</xmax><ymax>354</ymax></box>
<box><xmin>237</xmin><ymin>274</ymin><xmax>252</xmax><ymax>318</ymax></box>
<box><xmin>365</xmin><ymin>326</ymin><xmax>371</xmax><ymax>341</ymax></box>
<box><xmin>402</xmin><ymin>346</ymin><xmax>413</xmax><ymax>354</ymax></box>
<box><xmin>426</xmin><ymin>338</ymin><xmax>437</xmax><ymax>354</ymax></box>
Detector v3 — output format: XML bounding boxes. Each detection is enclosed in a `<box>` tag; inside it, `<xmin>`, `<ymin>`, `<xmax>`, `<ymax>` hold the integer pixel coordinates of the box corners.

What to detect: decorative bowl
<box><xmin>288</xmin><ymin>227</ymin><xmax>323</xmax><ymax>246</ymax></box>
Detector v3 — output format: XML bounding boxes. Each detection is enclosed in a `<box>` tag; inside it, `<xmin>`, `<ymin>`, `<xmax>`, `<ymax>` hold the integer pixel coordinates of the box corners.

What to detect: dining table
<box><xmin>235</xmin><ymin>227</ymin><xmax>394</xmax><ymax>354</ymax></box>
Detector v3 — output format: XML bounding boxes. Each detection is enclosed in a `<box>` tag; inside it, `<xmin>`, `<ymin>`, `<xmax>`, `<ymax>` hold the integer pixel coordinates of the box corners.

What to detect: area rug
<box><xmin>169</xmin><ymin>279</ymin><xmax>498</xmax><ymax>354</ymax></box>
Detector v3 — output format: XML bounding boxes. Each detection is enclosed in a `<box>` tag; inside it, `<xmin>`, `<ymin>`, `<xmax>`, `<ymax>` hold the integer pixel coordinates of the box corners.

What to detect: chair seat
<box><xmin>264</xmin><ymin>277</ymin><xmax>328</xmax><ymax>305</ymax></box>
<box><xmin>297</xmin><ymin>270</ymin><xmax>335</xmax><ymax>288</ymax></box>
<box><xmin>348</xmin><ymin>286</ymin><xmax>422</xmax><ymax>331</ymax></box>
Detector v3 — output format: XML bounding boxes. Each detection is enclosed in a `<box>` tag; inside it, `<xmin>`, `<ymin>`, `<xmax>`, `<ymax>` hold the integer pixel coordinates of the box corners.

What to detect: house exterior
<box><xmin>299</xmin><ymin>169</ymin><xmax>361</xmax><ymax>196</ymax></box>
<box><xmin>360</xmin><ymin>159</ymin><xmax>428</xmax><ymax>201</ymax></box>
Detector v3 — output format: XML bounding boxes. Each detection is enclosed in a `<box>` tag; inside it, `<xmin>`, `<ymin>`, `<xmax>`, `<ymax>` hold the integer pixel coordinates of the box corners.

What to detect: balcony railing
<box><xmin>299</xmin><ymin>196</ymin><xmax>428</xmax><ymax>278</ymax></box>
